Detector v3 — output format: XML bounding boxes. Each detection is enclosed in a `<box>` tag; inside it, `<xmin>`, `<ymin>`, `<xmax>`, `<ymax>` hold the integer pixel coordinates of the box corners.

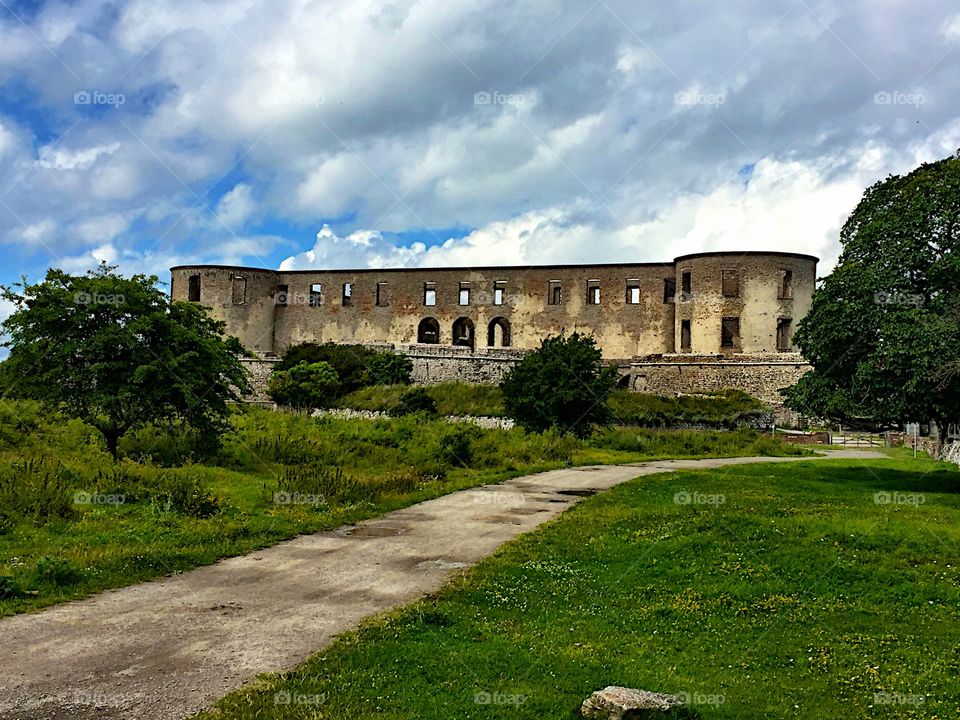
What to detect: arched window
<box><xmin>452</xmin><ymin>317</ymin><xmax>475</xmax><ymax>350</ymax></box>
<box><xmin>487</xmin><ymin>317</ymin><xmax>511</xmax><ymax>347</ymax></box>
<box><xmin>418</xmin><ymin>317</ymin><xmax>440</xmax><ymax>344</ymax></box>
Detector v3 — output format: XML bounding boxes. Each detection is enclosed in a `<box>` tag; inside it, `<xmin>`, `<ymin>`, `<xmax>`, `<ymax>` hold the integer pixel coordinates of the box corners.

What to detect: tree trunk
<box><xmin>103</xmin><ymin>428</ymin><xmax>121</xmax><ymax>460</ymax></box>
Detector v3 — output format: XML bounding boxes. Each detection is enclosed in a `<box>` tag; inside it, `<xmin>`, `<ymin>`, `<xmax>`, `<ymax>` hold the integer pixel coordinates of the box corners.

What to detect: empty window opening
<box><xmin>777</xmin><ymin>318</ymin><xmax>793</xmax><ymax>352</ymax></box>
<box><xmin>663</xmin><ymin>278</ymin><xmax>676</xmax><ymax>304</ymax></box>
<box><xmin>231</xmin><ymin>275</ymin><xmax>247</xmax><ymax>305</ymax></box>
<box><xmin>680</xmin><ymin>320</ymin><xmax>691</xmax><ymax>351</ymax></box>
<box><xmin>548</xmin><ymin>280</ymin><xmax>562</xmax><ymax>305</ymax></box>
<box><xmin>341</xmin><ymin>282</ymin><xmax>353</xmax><ymax>306</ymax></box>
<box><xmin>276</xmin><ymin>284</ymin><xmax>289</xmax><ymax>306</ymax></box>
<box><xmin>418</xmin><ymin>317</ymin><xmax>440</xmax><ymax>344</ymax></box>
<box><xmin>722</xmin><ymin>269</ymin><xmax>740</xmax><ymax>298</ymax></box>
<box><xmin>187</xmin><ymin>274</ymin><xmax>201</xmax><ymax>302</ymax></box>
<box><xmin>493</xmin><ymin>281</ymin><xmax>506</xmax><ymax>306</ymax></box>
<box><xmin>487</xmin><ymin>317</ymin><xmax>511</xmax><ymax>347</ymax></box>
<box><xmin>459</xmin><ymin>282</ymin><xmax>471</xmax><ymax>306</ymax></box>
<box><xmin>587</xmin><ymin>280</ymin><xmax>601</xmax><ymax>305</ymax></box>
<box><xmin>780</xmin><ymin>270</ymin><xmax>794</xmax><ymax>299</ymax></box>
<box><xmin>424</xmin><ymin>282</ymin><xmax>437</xmax><ymax>306</ymax></box>
<box><xmin>376</xmin><ymin>282</ymin><xmax>389</xmax><ymax>307</ymax></box>
<box><xmin>626</xmin><ymin>281</ymin><xmax>641</xmax><ymax>304</ymax></box>
<box><xmin>452</xmin><ymin>317</ymin><xmax>475</xmax><ymax>350</ymax></box>
<box><xmin>309</xmin><ymin>283</ymin><xmax>323</xmax><ymax>307</ymax></box>
<box><xmin>681</xmin><ymin>270</ymin><xmax>692</xmax><ymax>300</ymax></box>
<box><xmin>721</xmin><ymin>317</ymin><xmax>740</xmax><ymax>349</ymax></box>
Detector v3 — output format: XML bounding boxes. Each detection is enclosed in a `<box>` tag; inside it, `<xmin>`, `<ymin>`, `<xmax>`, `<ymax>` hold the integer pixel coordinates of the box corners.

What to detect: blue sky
<box><xmin>1</xmin><ymin>0</ymin><xmax>958</xmax><ymax>314</ymax></box>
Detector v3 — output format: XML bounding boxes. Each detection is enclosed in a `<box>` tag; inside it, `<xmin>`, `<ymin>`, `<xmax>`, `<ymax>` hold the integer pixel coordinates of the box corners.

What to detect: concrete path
<box><xmin>0</xmin><ymin>450</ymin><xmax>885</xmax><ymax>720</ymax></box>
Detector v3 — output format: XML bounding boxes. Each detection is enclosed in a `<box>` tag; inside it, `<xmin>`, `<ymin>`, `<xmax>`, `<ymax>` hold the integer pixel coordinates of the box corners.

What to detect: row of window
<box><xmin>677</xmin><ymin>317</ymin><xmax>794</xmax><ymax>352</ymax></box>
<box><xmin>185</xmin><ymin>270</ymin><xmax>796</xmax><ymax>307</ymax></box>
<box><xmin>417</xmin><ymin>316</ymin><xmax>511</xmax><ymax>349</ymax></box>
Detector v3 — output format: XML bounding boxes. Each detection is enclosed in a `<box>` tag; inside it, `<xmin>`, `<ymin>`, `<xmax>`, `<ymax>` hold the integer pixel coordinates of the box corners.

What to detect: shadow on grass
<box><xmin>821</xmin><ymin>464</ymin><xmax>960</xmax><ymax>495</ymax></box>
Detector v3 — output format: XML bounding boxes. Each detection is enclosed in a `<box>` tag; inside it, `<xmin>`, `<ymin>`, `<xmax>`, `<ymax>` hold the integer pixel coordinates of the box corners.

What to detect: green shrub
<box><xmin>389</xmin><ymin>387</ymin><xmax>439</xmax><ymax>417</ymax></box>
<box><xmin>274</xmin><ymin>343</ymin><xmax>376</xmax><ymax>394</ymax></box>
<box><xmin>29</xmin><ymin>556</ymin><xmax>82</xmax><ymax>588</ymax></box>
<box><xmin>501</xmin><ymin>333</ymin><xmax>618</xmax><ymax>437</ymax></box>
<box><xmin>267</xmin><ymin>361</ymin><xmax>341</xmax><ymax>409</ymax></box>
<box><xmin>367</xmin><ymin>351</ymin><xmax>413</xmax><ymax>385</ymax></box>
<box><xmin>149</xmin><ymin>470</ymin><xmax>222</xmax><ymax>518</ymax></box>
<box><xmin>438</xmin><ymin>427</ymin><xmax>476</xmax><ymax>468</ymax></box>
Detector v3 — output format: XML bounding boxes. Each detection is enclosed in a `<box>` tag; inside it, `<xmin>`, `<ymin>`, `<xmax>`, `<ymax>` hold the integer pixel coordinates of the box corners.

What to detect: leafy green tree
<box><xmin>274</xmin><ymin>342</ymin><xmax>375</xmax><ymax>394</ymax></box>
<box><xmin>783</xmin><ymin>154</ymin><xmax>960</xmax><ymax>425</ymax></box>
<box><xmin>500</xmin><ymin>333</ymin><xmax>618</xmax><ymax>437</ymax></box>
<box><xmin>267</xmin><ymin>361</ymin><xmax>340</xmax><ymax>409</ymax></box>
<box><xmin>367</xmin><ymin>351</ymin><xmax>413</xmax><ymax>385</ymax></box>
<box><xmin>1</xmin><ymin>265</ymin><xmax>251</xmax><ymax>458</ymax></box>
<box><xmin>388</xmin><ymin>387</ymin><xmax>438</xmax><ymax>417</ymax></box>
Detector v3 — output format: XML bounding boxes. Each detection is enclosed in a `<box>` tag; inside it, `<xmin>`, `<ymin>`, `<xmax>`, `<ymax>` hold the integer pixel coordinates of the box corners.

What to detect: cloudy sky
<box><xmin>0</xmin><ymin>0</ymin><xmax>958</xmax><ymax>308</ymax></box>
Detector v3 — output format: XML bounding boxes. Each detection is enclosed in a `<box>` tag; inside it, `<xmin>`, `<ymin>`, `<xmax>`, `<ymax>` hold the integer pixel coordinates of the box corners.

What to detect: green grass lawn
<box><xmin>196</xmin><ymin>451</ymin><xmax>960</xmax><ymax>720</ymax></box>
<box><xmin>0</xmin><ymin>400</ymin><xmax>805</xmax><ymax>617</ymax></box>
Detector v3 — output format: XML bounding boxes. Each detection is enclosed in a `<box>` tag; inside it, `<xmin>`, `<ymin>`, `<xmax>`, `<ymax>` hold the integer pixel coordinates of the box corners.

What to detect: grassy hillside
<box><xmin>197</xmin><ymin>452</ymin><xmax>960</xmax><ymax>720</ymax></box>
<box><xmin>0</xmin><ymin>400</ymin><xmax>803</xmax><ymax>616</ymax></box>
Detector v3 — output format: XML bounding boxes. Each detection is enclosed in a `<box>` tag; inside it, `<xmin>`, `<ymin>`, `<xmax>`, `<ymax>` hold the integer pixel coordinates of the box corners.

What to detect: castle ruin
<box><xmin>170</xmin><ymin>251</ymin><xmax>817</xmax><ymax>404</ymax></box>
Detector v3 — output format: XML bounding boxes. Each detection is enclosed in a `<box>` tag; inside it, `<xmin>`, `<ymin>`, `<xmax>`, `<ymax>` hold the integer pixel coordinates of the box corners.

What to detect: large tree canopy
<box><xmin>1</xmin><ymin>265</ymin><xmax>251</xmax><ymax>457</ymax></box>
<box><xmin>783</xmin><ymin>154</ymin><xmax>960</xmax><ymax>425</ymax></box>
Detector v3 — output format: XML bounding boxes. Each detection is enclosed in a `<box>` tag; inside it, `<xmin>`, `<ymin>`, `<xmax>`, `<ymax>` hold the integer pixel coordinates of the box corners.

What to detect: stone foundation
<box><xmin>630</xmin><ymin>354</ymin><xmax>811</xmax><ymax>405</ymax></box>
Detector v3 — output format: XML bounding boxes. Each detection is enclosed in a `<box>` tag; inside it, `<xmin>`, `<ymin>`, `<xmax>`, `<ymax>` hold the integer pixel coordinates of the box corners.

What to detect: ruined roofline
<box><xmin>170</xmin><ymin>250</ymin><xmax>818</xmax><ymax>275</ymax></box>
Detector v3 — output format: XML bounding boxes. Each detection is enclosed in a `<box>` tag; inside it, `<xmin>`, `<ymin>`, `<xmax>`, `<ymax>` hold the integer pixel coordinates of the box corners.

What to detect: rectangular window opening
<box><xmin>493</xmin><ymin>281</ymin><xmax>506</xmax><ymax>306</ymax></box>
<box><xmin>626</xmin><ymin>281</ymin><xmax>641</xmax><ymax>305</ymax></box>
<box><xmin>680</xmin><ymin>319</ymin><xmax>691</xmax><ymax>351</ymax></box>
<box><xmin>780</xmin><ymin>270</ymin><xmax>794</xmax><ymax>299</ymax></box>
<box><xmin>721</xmin><ymin>316</ymin><xmax>740</xmax><ymax>349</ymax></box>
<box><xmin>309</xmin><ymin>283</ymin><xmax>323</xmax><ymax>307</ymax></box>
<box><xmin>424</xmin><ymin>282</ymin><xmax>437</xmax><ymax>306</ymax></box>
<box><xmin>587</xmin><ymin>280</ymin><xmax>601</xmax><ymax>305</ymax></box>
<box><xmin>548</xmin><ymin>280</ymin><xmax>562</xmax><ymax>305</ymax></box>
<box><xmin>681</xmin><ymin>270</ymin><xmax>692</xmax><ymax>300</ymax></box>
<box><xmin>459</xmin><ymin>282</ymin><xmax>471</xmax><ymax>306</ymax></box>
<box><xmin>276</xmin><ymin>284</ymin><xmax>289</xmax><ymax>306</ymax></box>
<box><xmin>777</xmin><ymin>317</ymin><xmax>793</xmax><ymax>352</ymax></box>
<box><xmin>231</xmin><ymin>275</ymin><xmax>246</xmax><ymax>305</ymax></box>
<box><xmin>376</xmin><ymin>282</ymin><xmax>389</xmax><ymax>307</ymax></box>
<box><xmin>341</xmin><ymin>282</ymin><xmax>353</xmax><ymax>306</ymax></box>
<box><xmin>188</xmin><ymin>274</ymin><xmax>201</xmax><ymax>302</ymax></box>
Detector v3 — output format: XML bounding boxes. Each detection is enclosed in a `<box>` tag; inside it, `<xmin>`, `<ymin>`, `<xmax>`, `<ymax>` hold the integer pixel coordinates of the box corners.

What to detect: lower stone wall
<box><xmin>401</xmin><ymin>344</ymin><xmax>526</xmax><ymax>385</ymax></box>
<box><xmin>630</xmin><ymin>354</ymin><xmax>811</xmax><ymax>405</ymax></box>
<box><xmin>240</xmin><ymin>348</ymin><xmax>811</xmax><ymax>410</ymax></box>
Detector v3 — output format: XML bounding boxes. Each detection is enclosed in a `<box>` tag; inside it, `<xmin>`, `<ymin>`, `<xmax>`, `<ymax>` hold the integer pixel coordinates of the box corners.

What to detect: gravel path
<box><xmin>0</xmin><ymin>450</ymin><xmax>885</xmax><ymax>719</ymax></box>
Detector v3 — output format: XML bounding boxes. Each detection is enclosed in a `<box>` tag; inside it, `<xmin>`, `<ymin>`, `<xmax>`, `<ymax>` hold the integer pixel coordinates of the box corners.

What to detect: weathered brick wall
<box><xmin>401</xmin><ymin>344</ymin><xmax>526</xmax><ymax>384</ymax></box>
<box><xmin>631</xmin><ymin>354</ymin><xmax>811</xmax><ymax>405</ymax></box>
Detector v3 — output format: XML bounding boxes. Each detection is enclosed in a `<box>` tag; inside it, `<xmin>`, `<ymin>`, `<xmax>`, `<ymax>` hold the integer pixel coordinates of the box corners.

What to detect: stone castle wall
<box><xmin>631</xmin><ymin>354</ymin><xmax>811</xmax><ymax>405</ymax></box>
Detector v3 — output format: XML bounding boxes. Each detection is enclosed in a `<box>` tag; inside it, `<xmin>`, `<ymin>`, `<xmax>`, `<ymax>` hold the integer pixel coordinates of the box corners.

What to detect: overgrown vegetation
<box><xmin>268</xmin><ymin>343</ymin><xmax>412</xmax><ymax>407</ymax></box>
<box><xmin>501</xmin><ymin>333</ymin><xmax>619</xmax><ymax>436</ymax></box>
<box><xmin>0</xmin><ymin>398</ymin><xmax>805</xmax><ymax>616</ymax></box>
<box><xmin>197</xmin><ymin>452</ymin><xmax>960</xmax><ymax>720</ymax></box>
<box><xmin>339</xmin><ymin>382</ymin><xmax>769</xmax><ymax>428</ymax></box>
